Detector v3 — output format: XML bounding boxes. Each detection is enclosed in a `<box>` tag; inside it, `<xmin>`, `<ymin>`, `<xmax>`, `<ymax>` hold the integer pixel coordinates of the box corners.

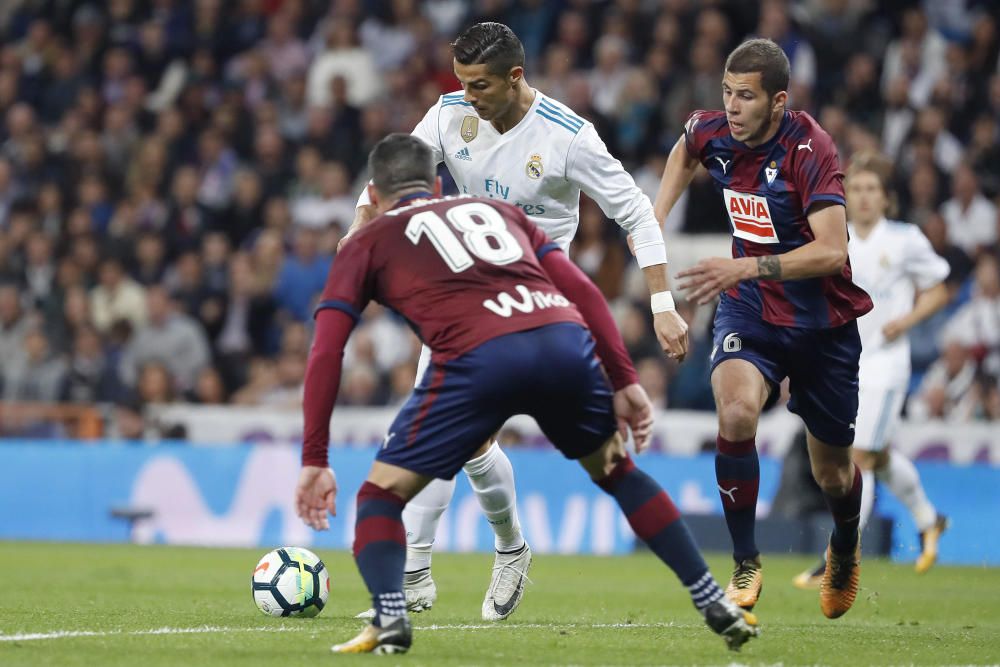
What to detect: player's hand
<box><xmin>337</xmin><ymin>204</ymin><xmax>377</xmax><ymax>252</ymax></box>
<box><xmin>676</xmin><ymin>257</ymin><xmax>755</xmax><ymax>305</ymax></box>
<box><xmin>882</xmin><ymin>318</ymin><xmax>908</xmax><ymax>342</ymax></box>
<box><xmin>613</xmin><ymin>383</ymin><xmax>655</xmax><ymax>453</ymax></box>
<box><xmin>295</xmin><ymin>466</ymin><xmax>337</xmax><ymax>530</ymax></box>
<box><xmin>653</xmin><ymin>310</ymin><xmax>689</xmax><ymax>362</ymax></box>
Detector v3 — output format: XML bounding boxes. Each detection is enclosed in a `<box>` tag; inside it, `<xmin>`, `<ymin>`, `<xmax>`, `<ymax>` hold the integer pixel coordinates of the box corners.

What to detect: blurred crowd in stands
<box><xmin>0</xmin><ymin>0</ymin><xmax>998</xmax><ymax>439</ymax></box>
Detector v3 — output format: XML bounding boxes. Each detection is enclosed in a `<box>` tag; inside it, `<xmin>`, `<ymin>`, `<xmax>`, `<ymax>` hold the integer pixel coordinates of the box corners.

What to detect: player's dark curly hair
<box><xmin>725</xmin><ymin>38</ymin><xmax>790</xmax><ymax>99</ymax></box>
<box><xmin>369</xmin><ymin>134</ymin><xmax>434</xmax><ymax>196</ymax></box>
<box><xmin>452</xmin><ymin>22</ymin><xmax>525</xmax><ymax>76</ymax></box>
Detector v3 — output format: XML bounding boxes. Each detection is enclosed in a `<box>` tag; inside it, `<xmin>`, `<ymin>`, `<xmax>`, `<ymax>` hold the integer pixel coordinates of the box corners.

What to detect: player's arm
<box><xmin>652</xmin><ymin>136</ymin><xmax>699</xmax><ymax>224</ymax></box>
<box><xmin>883</xmin><ymin>229</ymin><xmax>952</xmax><ymax>342</ymax></box>
<box><xmin>539</xmin><ymin>247</ymin><xmax>638</xmax><ymax>391</ymax></box>
<box><xmin>676</xmin><ymin>202</ymin><xmax>850</xmax><ymax>305</ymax></box>
<box><xmin>567</xmin><ymin>126</ymin><xmax>688</xmax><ymax>360</ymax></box>
<box><xmin>538</xmin><ymin>247</ymin><xmax>657</xmax><ymax>450</ymax></box>
<box><xmin>297</xmin><ymin>242</ymin><xmax>371</xmax><ymax>529</ymax></box>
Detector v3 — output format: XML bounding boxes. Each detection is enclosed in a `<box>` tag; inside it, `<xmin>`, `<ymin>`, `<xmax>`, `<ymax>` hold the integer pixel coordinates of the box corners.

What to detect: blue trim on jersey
<box><xmin>442</xmin><ymin>100</ymin><xmax>473</xmax><ymax>108</ymax></box>
<box><xmin>314</xmin><ymin>299</ymin><xmax>361</xmax><ymax>322</ymax></box>
<box><xmin>536</xmin><ymin>242</ymin><xmax>560</xmax><ymax>260</ymax></box>
<box><xmin>804</xmin><ymin>193</ymin><xmax>846</xmax><ymax>211</ymax></box>
<box><xmin>535</xmin><ymin>109</ymin><xmax>580</xmax><ymax>134</ymax></box>
<box><xmin>538</xmin><ymin>100</ymin><xmax>584</xmax><ymax>129</ymax></box>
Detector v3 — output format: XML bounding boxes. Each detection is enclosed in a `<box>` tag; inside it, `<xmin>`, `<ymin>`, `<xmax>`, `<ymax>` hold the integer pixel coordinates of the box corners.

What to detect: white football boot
<box><xmin>355</xmin><ymin>569</ymin><xmax>437</xmax><ymax>620</ymax></box>
<box><xmin>481</xmin><ymin>543</ymin><xmax>532</xmax><ymax>621</ymax></box>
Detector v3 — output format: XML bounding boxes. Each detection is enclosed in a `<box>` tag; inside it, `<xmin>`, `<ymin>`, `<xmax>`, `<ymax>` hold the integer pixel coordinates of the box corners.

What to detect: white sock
<box><xmin>859</xmin><ymin>468</ymin><xmax>875</xmax><ymax>533</ymax></box>
<box><xmin>463</xmin><ymin>442</ymin><xmax>524</xmax><ymax>552</ymax></box>
<box><xmin>402</xmin><ymin>477</ymin><xmax>456</xmax><ymax>572</ymax></box>
<box><xmin>877</xmin><ymin>454</ymin><xmax>937</xmax><ymax>532</ymax></box>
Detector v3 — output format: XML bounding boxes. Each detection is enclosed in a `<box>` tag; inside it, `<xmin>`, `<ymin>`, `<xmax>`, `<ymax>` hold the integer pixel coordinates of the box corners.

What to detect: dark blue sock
<box><xmin>596</xmin><ymin>455</ymin><xmax>710</xmax><ymax>588</ymax></box>
<box><xmin>824</xmin><ymin>465</ymin><xmax>862</xmax><ymax>553</ymax></box>
<box><xmin>353</xmin><ymin>481</ymin><xmax>407</xmax><ymax>626</ymax></box>
<box><xmin>715</xmin><ymin>435</ymin><xmax>760</xmax><ymax>562</ymax></box>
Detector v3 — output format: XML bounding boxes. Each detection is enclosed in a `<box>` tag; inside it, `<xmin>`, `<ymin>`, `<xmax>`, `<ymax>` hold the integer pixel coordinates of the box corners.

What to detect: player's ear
<box><xmin>772</xmin><ymin>90</ymin><xmax>788</xmax><ymax>113</ymax></box>
<box><xmin>508</xmin><ymin>66</ymin><xmax>524</xmax><ymax>87</ymax></box>
<box><xmin>367</xmin><ymin>183</ymin><xmax>379</xmax><ymax>207</ymax></box>
<box><xmin>433</xmin><ymin>176</ymin><xmax>442</xmax><ymax>197</ymax></box>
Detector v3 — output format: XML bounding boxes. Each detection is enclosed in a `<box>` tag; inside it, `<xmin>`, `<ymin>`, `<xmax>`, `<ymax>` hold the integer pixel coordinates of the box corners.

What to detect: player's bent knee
<box><xmin>811</xmin><ymin>462</ymin><xmax>853</xmax><ymax>496</ymax></box>
<box><xmin>579</xmin><ymin>432</ymin><xmax>627</xmax><ymax>481</ymax></box>
<box><xmin>852</xmin><ymin>449</ymin><xmax>880</xmax><ymax>471</ymax></box>
<box><xmin>716</xmin><ymin>397</ymin><xmax>760</xmax><ymax>440</ymax></box>
<box><xmin>366</xmin><ymin>461</ymin><xmax>433</xmax><ymax>503</ymax></box>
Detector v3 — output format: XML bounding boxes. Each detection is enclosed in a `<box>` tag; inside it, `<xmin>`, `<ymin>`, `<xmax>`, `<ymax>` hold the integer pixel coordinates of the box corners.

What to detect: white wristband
<box><xmin>651</xmin><ymin>291</ymin><xmax>675</xmax><ymax>314</ymax></box>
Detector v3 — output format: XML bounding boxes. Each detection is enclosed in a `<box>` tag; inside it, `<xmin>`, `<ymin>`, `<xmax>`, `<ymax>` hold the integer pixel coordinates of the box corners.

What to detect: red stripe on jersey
<box><xmin>732</xmin><ymin>216</ymin><xmax>775</xmax><ymax>230</ymax></box>
<box><xmin>407</xmin><ymin>366</ymin><xmax>447</xmax><ymax>448</ymax></box>
<box><xmin>732</xmin><ymin>220</ymin><xmax>776</xmax><ymax>237</ymax></box>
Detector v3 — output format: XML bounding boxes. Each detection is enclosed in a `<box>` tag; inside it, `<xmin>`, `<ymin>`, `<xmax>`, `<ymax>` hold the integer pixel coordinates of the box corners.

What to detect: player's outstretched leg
<box><xmin>587</xmin><ymin>445</ymin><xmax>759</xmax><ymax>651</ymax></box>
<box><xmin>816</xmin><ymin>460</ymin><xmax>863</xmax><ymax>619</ymax></box>
<box><xmin>716</xmin><ymin>434</ymin><xmax>763</xmax><ymax>609</ymax></box>
<box><xmin>464</xmin><ymin>441</ymin><xmax>532</xmax><ymax>621</ymax></box>
<box><xmin>876</xmin><ymin>452</ymin><xmax>947</xmax><ymax>573</ymax></box>
<box><xmin>334</xmin><ymin>481</ymin><xmax>413</xmax><ymax>654</ymax></box>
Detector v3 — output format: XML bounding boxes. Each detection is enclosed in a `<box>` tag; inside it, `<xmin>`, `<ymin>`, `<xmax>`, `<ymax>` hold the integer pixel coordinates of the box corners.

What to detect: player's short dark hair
<box><xmin>452</xmin><ymin>22</ymin><xmax>525</xmax><ymax>76</ymax></box>
<box><xmin>725</xmin><ymin>38</ymin><xmax>790</xmax><ymax>99</ymax></box>
<box><xmin>368</xmin><ymin>134</ymin><xmax>435</xmax><ymax>196</ymax></box>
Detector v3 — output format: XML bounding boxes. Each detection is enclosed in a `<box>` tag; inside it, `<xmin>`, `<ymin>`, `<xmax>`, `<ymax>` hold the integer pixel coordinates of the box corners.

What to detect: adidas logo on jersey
<box><xmin>454</xmin><ymin>147</ymin><xmax>472</xmax><ymax>161</ymax></box>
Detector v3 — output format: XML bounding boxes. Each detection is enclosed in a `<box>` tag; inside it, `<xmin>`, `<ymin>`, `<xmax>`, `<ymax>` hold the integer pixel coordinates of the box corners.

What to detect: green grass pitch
<box><xmin>1</xmin><ymin>542</ymin><xmax>998</xmax><ymax>666</ymax></box>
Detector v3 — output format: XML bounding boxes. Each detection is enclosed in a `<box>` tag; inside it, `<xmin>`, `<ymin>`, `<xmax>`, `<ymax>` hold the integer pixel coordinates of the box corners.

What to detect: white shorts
<box><xmin>853</xmin><ymin>383</ymin><xmax>906</xmax><ymax>452</ymax></box>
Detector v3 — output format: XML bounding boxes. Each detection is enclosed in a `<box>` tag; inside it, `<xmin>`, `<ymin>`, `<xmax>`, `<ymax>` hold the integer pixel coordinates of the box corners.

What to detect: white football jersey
<box><xmin>848</xmin><ymin>218</ymin><xmax>949</xmax><ymax>386</ymax></box>
<box><xmin>359</xmin><ymin>89</ymin><xmax>666</xmax><ymax>267</ymax></box>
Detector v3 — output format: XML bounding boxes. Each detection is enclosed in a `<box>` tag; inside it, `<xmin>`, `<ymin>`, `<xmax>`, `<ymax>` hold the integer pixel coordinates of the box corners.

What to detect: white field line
<box><xmin>0</xmin><ymin>622</ymin><xmax>676</xmax><ymax>643</ymax></box>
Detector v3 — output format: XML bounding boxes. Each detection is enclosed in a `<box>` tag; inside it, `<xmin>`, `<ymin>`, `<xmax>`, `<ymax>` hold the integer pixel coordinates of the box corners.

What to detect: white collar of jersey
<box><xmin>849</xmin><ymin>216</ymin><xmax>888</xmax><ymax>241</ymax></box>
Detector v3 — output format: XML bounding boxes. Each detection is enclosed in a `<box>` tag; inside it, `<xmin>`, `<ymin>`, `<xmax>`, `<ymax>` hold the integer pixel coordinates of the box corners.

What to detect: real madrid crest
<box><xmin>461</xmin><ymin>116</ymin><xmax>478</xmax><ymax>143</ymax></box>
<box><xmin>765</xmin><ymin>160</ymin><xmax>778</xmax><ymax>185</ymax></box>
<box><xmin>526</xmin><ymin>153</ymin><xmax>543</xmax><ymax>179</ymax></box>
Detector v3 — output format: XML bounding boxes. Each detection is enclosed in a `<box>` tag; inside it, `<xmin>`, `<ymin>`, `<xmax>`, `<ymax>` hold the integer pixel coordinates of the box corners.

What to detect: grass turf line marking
<box><xmin>0</xmin><ymin>626</ymin><xmax>301</xmax><ymax>643</ymax></box>
<box><xmin>0</xmin><ymin>622</ymin><xmax>674</xmax><ymax>643</ymax></box>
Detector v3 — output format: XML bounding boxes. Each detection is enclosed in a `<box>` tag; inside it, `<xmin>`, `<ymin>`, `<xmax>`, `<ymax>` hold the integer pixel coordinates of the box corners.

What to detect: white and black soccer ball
<box><xmin>251</xmin><ymin>547</ymin><xmax>330</xmax><ymax>617</ymax></box>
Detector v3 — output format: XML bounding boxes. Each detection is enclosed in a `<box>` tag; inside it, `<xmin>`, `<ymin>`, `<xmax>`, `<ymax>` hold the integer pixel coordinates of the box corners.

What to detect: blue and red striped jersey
<box><xmin>684</xmin><ymin>109</ymin><xmax>872</xmax><ymax>328</ymax></box>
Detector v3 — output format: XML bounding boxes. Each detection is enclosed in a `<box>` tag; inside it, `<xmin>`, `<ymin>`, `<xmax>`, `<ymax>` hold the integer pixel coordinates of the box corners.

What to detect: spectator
<box><xmin>65</xmin><ymin>323</ymin><xmax>122</xmax><ymax>404</ymax></box>
<box><xmin>273</xmin><ymin>225</ymin><xmax>331</xmax><ymax>322</ymax></box>
<box><xmin>120</xmin><ymin>285</ymin><xmax>211</xmax><ymax>392</ymax></box>
<box><xmin>307</xmin><ymin>21</ymin><xmax>383</xmax><ymax>109</ymax></box>
<box><xmin>90</xmin><ymin>256</ymin><xmax>148</xmax><ymax>334</ymax></box>
<box><xmin>940</xmin><ymin>255</ymin><xmax>1000</xmax><ymax>376</ymax></box>
<box><xmin>186</xmin><ymin>366</ymin><xmax>229</xmax><ymax>405</ymax></box>
<box><xmin>2</xmin><ymin>328</ymin><xmax>68</xmax><ymax>402</ymax></box>
<box><xmin>136</xmin><ymin>361</ymin><xmax>176</xmax><ymax>405</ymax></box>
<box><xmin>940</xmin><ymin>164</ymin><xmax>999</xmax><ymax>257</ymax></box>
<box><xmin>0</xmin><ymin>282</ymin><xmax>32</xmax><ymax>371</ymax></box>
<box><xmin>909</xmin><ymin>340</ymin><xmax>979</xmax><ymax>421</ymax></box>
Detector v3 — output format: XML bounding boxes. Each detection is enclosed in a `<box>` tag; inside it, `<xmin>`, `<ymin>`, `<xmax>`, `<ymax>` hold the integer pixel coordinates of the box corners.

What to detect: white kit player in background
<box><xmin>342</xmin><ymin>23</ymin><xmax>689</xmax><ymax>622</ymax></box>
<box><xmin>794</xmin><ymin>152</ymin><xmax>952</xmax><ymax>589</ymax></box>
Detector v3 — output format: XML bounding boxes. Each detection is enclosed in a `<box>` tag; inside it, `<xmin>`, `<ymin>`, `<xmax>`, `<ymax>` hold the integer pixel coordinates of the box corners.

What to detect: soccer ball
<box><xmin>251</xmin><ymin>547</ymin><xmax>330</xmax><ymax>617</ymax></box>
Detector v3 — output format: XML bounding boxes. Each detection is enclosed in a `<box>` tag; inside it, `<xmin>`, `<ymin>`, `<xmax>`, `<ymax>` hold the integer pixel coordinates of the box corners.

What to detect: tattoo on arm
<box><xmin>757</xmin><ymin>255</ymin><xmax>782</xmax><ymax>280</ymax></box>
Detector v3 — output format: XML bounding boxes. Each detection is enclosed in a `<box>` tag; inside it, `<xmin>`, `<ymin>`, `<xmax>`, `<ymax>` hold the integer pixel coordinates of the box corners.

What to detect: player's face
<box><xmin>453</xmin><ymin>60</ymin><xmax>520</xmax><ymax>121</ymax></box>
<box><xmin>722</xmin><ymin>71</ymin><xmax>784</xmax><ymax>146</ymax></box>
<box><xmin>846</xmin><ymin>171</ymin><xmax>888</xmax><ymax>225</ymax></box>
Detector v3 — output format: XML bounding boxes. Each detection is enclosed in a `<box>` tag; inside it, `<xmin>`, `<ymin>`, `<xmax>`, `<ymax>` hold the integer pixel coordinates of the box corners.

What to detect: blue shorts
<box><xmin>711</xmin><ymin>303</ymin><xmax>861</xmax><ymax>446</ymax></box>
<box><xmin>377</xmin><ymin>323</ymin><xmax>617</xmax><ymax>479</ymax></box>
